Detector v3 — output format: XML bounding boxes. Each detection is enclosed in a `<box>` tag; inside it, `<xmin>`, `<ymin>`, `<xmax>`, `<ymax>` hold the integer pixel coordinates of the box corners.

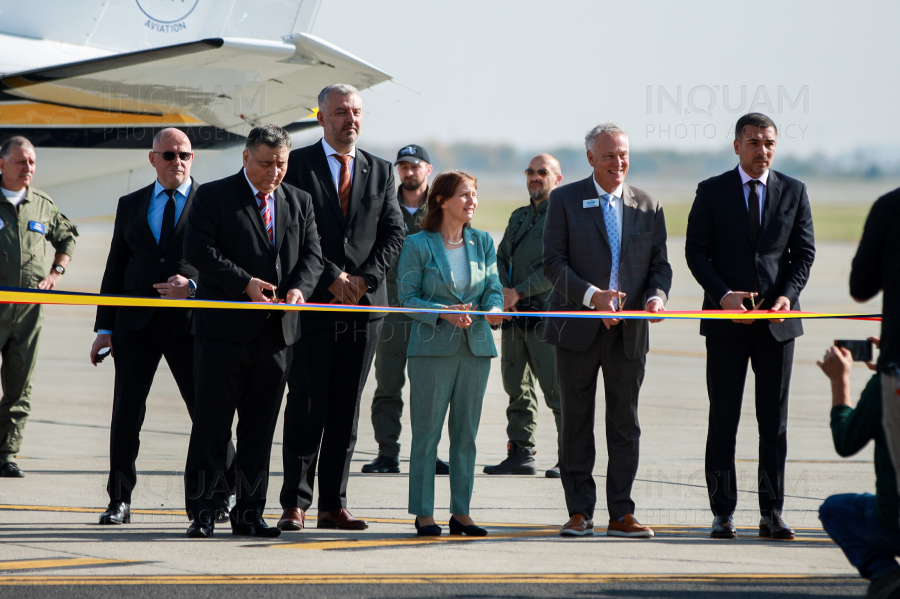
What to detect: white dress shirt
<box><xmin>244</xmin><ymin>168</ymin><xmax>275</xmax><ymax>234</ymax></box>
<box><xmin>582</xmin><ymin>176</ymin><xmax>662</xmax><ymax>310</ymax></box>
<box><xmin>321</xmin><ymin>138</ymin><xmax>356</xmax><ymax>192</ymax></box>
<box><xmin>738</xmin><ymin>164</ymin><xmax>768</xmax><ymax>224</ymax></box>
<box><xmin>718</xmin><ymin>165</ymin><xmax>770</xmax><ymax>305</ymax></box>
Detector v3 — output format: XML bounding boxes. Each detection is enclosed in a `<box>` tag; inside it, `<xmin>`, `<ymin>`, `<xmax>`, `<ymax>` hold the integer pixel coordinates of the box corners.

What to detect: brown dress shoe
<box><xmin>277</xmin><ymin>508</ymin><xmax>305</xmax><ymax>531</ymax></box>
<box><xmin>317</xmin><ymin>508</ymin><xmax>368</xmax><ymax>530</ymax></box>
<box><xmin>607</xmin><ymin>514</ymin><xmax>654</xmax><ymax>538</ymax></box>
<box><xmin>560</xmin><ymin>513</ymin><xmax>594</xmax><ymax>536</ymax></box>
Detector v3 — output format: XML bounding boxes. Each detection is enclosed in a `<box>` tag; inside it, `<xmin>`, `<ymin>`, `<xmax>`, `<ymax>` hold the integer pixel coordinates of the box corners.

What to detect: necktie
<box><xmin>603</xmin><ymin>194</ymin><xmax>620</xmax><ymax>309</ymax></box>
<box><xmin>748</xmin><ymin>179</ymin><xmax>761</xmax><ymax>244</ymax></box>
<box><xmin>158</xmin><ymin>189</ymin><xmax>176</xmax><ymax>250</ymax></box>
<box><xmin>257</xmin><ymin>192</ymin><xmax>274</xmax><ymax>246</ymax></box>
<box><xmin>336</xmin><ymin>154</ymin><xmax>352</xmax><ymax>218</ymax></box>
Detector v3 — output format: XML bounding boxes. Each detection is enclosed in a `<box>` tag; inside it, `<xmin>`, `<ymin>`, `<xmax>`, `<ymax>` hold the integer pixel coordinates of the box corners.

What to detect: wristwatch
<box><xmin>51</xmin><ymin>264</ymin><xmax>65</xmax><ymax>275</ymax></box>
<box><xmin>188</xmin><ymin>279</ymin><xmax>197</xmax><ymax>299</ymax></box>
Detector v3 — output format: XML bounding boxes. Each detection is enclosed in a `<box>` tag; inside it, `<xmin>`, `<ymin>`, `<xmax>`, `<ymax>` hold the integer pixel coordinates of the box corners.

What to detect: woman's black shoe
<box><xmin>414</xmin><ymin>517</ymin><xmax>441</xmax><ymax>537</ymax></box>
<box><xmin>449</xmin><ymin>516</ymin><xmax>487</xmax><ymax>537</ymax></box>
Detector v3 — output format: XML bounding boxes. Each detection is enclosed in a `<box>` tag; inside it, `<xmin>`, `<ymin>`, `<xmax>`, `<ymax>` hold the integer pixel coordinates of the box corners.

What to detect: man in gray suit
<box><xmin>543</xmin><ymin>122</ymin><xmax>672</xmax><ymax>538</ymax></box>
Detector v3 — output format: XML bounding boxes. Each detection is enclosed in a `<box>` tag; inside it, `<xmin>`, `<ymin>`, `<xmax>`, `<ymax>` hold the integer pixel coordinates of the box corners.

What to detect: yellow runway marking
<box><xmin>0</xmin><ymin>558</ymin><xmax>134</xmax><ymax>571</ymax></box>
<box><xmin>277</xmin><ymin>528</ymin><xmax>560</xmax><ymax>550</ymax></box>
<box><xmin>0</xmin><ymin>573</ymin><xmax>860</xmax><ymax>586</ymax></box>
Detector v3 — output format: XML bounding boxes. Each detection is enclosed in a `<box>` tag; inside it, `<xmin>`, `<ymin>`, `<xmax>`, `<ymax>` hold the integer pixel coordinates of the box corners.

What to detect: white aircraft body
<box><xmin>0</xmin><ymin>0</ymin><xmax>390</xmax><ymax>217</ymax></box>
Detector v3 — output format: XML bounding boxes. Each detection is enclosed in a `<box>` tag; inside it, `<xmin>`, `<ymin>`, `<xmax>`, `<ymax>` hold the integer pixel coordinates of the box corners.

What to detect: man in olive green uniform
<box><xmin>362</xmin><ymin>145</ymin><xmax>448</xmax><ymax>474</ymax></box>
<box><xmin>0</xmin><ymin>136</ymin><xmax>78</xmax><ymax>478</ymax></box>
<box><xmin>484</xmin><ymin>154</ymin><xmax>562</xmax><ymax>478</ymax></box>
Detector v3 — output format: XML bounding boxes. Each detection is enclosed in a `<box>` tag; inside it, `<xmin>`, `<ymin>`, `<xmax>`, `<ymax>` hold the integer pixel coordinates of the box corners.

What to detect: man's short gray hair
<box><xmin>584</xmin><ymin>122</ymin><xmax>627</xmax><ymax>152</ymax></box>
<box><xmin>245</xmin><ymin>124</ymin><xmax>292</xmax><ymax>154</ymax></box>
<box><xmin>0</xmin><ymin>136</ymin><xmax>35</xmax><ymax>160</ymax></box>
<box><xmin>317</xmin><ymin>83</ymin><xmax>360</xmax><ymax>111</ymax></box>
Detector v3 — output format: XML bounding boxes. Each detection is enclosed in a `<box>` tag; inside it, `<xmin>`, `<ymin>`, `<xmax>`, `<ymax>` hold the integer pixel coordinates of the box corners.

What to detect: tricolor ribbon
<box><xmin>0</xmin><ymin>287</ymin><xmax>881</xmax><ymax>321</ymax></box>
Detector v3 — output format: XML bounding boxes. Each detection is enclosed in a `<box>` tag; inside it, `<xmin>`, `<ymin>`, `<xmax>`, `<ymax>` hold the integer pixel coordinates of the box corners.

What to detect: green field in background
<box><xmin>473</xmin><ymin>199</ymin><xmax>871</xmax><ymax>242</ymax></box>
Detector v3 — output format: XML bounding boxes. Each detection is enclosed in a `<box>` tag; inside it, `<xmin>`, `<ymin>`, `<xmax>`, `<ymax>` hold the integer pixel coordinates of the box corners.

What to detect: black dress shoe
<box><xmin>449</xmin><ymin>516</ymin><xmax>488</xmax><ymax>536</ymax></box>
<box><xmin>760</xmin><ymin>513</ymin><xmax>795</xmax><ymax>539</ymax></box>
<box><xmin>711</xmin><ymin>515</ymin><xmax>736</xmax><ymax>539</ymax></box>
<box><xmin>435</xmin><ymin>457</ymin><xmax>450</xmax><ymax>475</ymax></box>
<box><xmin>216</xmin><ymin>494</ymin><xmax>236</xmax><ymax>523</ymax></box>
<box><xmin>414</xmin><ymin>517</ymin><xmax>441</xmax><ymax>537</ymax></box>
<box><xmin>99</xmin><ymin>502</ymin><xmax>131</xmax><ymax>525</ymax></box>
<box><xmin>187</xmin><ymin>517</ymin><xmax>214</xmax><ymax>538</ymax></box>
<box><xmin>231</xmin><ymin>511</ymin><xmax>281</xmax><ymax>538</ymax></box>
<box><xmin>361</xmin><ymin>455</ymin><xmax>400</xmax><ymax>473</ymax></box>
<box><xmin>0</xmin><ymin>462</ymin><xmax>24</xmax><ymax>477</ymax></box>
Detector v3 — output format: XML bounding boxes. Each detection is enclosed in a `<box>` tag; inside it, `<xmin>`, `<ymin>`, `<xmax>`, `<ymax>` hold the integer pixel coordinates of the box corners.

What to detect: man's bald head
<box><xmin>525</xmin><ymin>153</ymin><xmax>563</xmax><ymax>204</ymax></box>
<box><xmin>149</xmin><ymin>128</ymin><xmax>193</xmax><ymax>190</ymax></box>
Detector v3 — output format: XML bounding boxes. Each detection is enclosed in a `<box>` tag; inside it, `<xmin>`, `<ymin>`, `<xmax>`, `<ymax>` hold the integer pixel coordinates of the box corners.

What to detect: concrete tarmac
<box><xmin>0</xmin><ymin>223</ymin><xmax>885</xmax><ymax>598</ymax></box>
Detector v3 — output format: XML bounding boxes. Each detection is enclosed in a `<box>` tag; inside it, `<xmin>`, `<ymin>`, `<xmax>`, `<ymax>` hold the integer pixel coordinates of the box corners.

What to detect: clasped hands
<box><xmin>328</xmin><ymin>272</ymin><xmax>368</xmax><ymax>305</ymax></box>
<box><xmin>244</xmin><ymin>278</ymin><xmax>304</xmax><ymax>304</ymax></box>
<box><xmin>720</xmin><ymin>292</ymin><xmax>790</xmax><ymax>324</ymax></box>
<box><xmin>439</xmin><ymin>303</ymin><xmax>504</xmax><ymax>329</ymax></box>
<box><xmin>590</xmin><ymin>289</ymin><xmax>666</xmax><ymax>329</ymax></box>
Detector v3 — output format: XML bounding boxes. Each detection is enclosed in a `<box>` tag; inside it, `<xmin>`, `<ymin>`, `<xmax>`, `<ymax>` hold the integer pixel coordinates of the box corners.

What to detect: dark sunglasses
<box><xmin>153</xmin><ymin>151</ymin><xmax>193</xmax><ymax>161</ymax></box>
<box><xmin>524</xmin><ymin>168</ymin><xmax>552</xmax><ymax>177</ymax></box>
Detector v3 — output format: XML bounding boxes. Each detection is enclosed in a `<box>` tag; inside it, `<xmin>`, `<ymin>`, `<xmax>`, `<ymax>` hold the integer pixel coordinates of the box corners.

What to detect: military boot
<box><xmin>483</xmin><ymin>441</ymin><xmax>537</xmax><ymax>475</ymax></box>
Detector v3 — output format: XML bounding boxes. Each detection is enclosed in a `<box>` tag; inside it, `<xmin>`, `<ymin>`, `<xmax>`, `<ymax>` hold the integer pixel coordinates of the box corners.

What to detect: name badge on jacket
<box><xmin>583</xmin><ymin>199</ymin><xmax>600</xmax><ymax>208</ymax></box>
<box><xmin>28</xmin><ymin>221</ymin><xmax>45</xmax><ymax>234</ymax></box>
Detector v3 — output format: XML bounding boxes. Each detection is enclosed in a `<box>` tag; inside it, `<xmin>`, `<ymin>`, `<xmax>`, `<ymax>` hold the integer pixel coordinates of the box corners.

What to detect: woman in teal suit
<box><xmin>397</xmin><ymin>170</ymin><xmax>504</xmax><ymax>537</ymax></box>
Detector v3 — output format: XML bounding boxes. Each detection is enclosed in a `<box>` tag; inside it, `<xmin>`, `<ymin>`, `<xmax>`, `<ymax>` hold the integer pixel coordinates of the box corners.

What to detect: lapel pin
<box><xmin>362</xmin><ymin>168</ymin><xmax>367</xmax><ymax>173</ymax></box>
<box><xmin>469</xmin><ymin>240</ymin><xmax>474</xmax><ymax>245</ymax></box>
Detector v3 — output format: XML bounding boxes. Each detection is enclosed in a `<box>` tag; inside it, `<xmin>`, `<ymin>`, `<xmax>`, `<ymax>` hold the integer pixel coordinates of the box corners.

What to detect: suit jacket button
<box><xmin>160</xmin><ymin>258</ymin><xmax>166</xmax><ymax>263</ymax></box>
<box><xmin>755</xmin><ymin>253</ymin><xmax>760</xmax><ymax>258</ymax></box>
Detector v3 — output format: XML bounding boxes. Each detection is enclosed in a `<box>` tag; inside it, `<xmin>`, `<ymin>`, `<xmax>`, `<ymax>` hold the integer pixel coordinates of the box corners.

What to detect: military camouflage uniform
<box><xmin>0</xmin><ymin>182</ymin><xmax>78</xmax><ymax>464</ymax></box>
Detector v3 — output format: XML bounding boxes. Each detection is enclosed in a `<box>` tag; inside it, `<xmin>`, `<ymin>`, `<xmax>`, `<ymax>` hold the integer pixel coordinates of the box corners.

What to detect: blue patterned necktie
<box><xmin>603</xmin><ymin>194</ymin><xmax>620</xmax><ymax>308</ymax></box>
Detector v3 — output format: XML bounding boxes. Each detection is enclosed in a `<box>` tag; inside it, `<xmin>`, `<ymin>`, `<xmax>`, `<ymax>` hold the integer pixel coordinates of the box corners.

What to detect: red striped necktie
<box><xmin>256</xmin><ymin>192</ymin><xmax>274</xmax><ymax>246</ymax></box>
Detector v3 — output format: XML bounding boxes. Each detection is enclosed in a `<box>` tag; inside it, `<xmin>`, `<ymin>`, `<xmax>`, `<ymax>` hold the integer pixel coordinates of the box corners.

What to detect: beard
<box><xmin>402</xmin><ymin>176</ymin><xmax>425</xmax><ymax>191</ymax></box>
<box><xmin>528</xmin><ymin>186</ymin><xmax>548</xmax><ymax>202</ymax></box>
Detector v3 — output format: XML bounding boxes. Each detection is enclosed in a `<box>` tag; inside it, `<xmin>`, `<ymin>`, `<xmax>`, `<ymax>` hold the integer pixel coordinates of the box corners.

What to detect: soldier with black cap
<box><xmin>361</xmin><ymin>144</ymin><xmax>449</xmax><ymax>475</ymax></box>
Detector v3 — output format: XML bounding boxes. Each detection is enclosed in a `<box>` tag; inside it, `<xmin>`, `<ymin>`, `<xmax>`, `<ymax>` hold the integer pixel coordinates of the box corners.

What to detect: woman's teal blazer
<box><xmin>397</xmin><ymin>228</ymin><xmax>504</xmax><ymax>357</ymax></box>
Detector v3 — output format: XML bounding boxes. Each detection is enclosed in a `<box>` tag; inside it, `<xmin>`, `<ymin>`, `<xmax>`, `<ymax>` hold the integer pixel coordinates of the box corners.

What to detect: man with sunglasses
<box><xmin>91</xmin><ymin>128</ymin><xmax>235</xmax><ymax>526</ymax></box>
<box><xmin>484</xmin><ymin>154</ymin><xmax>563</xmax><ymax>478</ymax></box>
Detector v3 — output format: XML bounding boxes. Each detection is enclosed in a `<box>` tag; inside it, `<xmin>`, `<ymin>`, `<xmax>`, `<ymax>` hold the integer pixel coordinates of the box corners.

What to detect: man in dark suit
<box><xmin>182</xmin><ymin>124</ymin><xmax>323</xmax><ymax>539</ymax></box>
<box><xmin>277</xmin><ymin>84</ymin><xmax>404</xmax><ymax>532</ymax></box>
<box><xmin>685</xmin><ymin>112</ymin><xmax>815</xmax><ymax>540</ymax></box>
<box><xmin>90</xmin><ymin>128</ymin><xmax>234</xmax><ymax>526</ymax></box>
<box><xmin>543</xmin><ymin>123</ymin><xmax>672</xmax><ymax>539</ymax></box>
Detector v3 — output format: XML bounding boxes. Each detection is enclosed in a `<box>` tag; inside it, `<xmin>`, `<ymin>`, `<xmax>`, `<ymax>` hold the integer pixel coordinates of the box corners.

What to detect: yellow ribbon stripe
<box><xmin>0</xmin><ymin>288</ymin><xmax>880</xmax><ymax>321</ymax></box>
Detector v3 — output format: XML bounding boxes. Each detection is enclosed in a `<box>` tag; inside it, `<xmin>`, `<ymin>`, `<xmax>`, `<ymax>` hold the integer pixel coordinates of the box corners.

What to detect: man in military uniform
<box><xmin>361</xmin><ymin>144</ymin><xmax>449</xmax><ymax>475</ymax></box>
<box><xmin>484</xmin><ymin>154</ymin><xmax>562</xmax><ymax>478</ymax></box>
<box><xmin>0</xmin><ymin>136</ymin><xmax>78</xmax><ymax>478</ymax></box>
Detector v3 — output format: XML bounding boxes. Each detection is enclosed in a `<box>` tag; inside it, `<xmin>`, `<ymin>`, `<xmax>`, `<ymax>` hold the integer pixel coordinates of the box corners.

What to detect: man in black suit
<box><xmin>277</xmin><ymin>84</ymin><xmax>405</xmax><ymax>532</ymax></box>
<box><xmin>182</xmin><ymin>124</ymin><xmax>323</xmax><ymax>539</ymax></box>
<box><xmin>91</xmin><ymin>128</ymin><xmax>234</xmax><ymax>526</ymax></box>
<box><xmin>685</xmin><ymin>112</ymin><xmax>815</xmax><ymax>540</ymax></box>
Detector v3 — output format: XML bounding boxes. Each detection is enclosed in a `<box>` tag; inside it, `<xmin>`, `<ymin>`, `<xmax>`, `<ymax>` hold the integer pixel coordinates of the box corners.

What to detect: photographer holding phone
<box><xmin>851</xmin><ymin>186</ymin><xmax>900</xmax><ymax>514</ymax></box>
<box><xmin>818</xmin><ymin>337</ymin><xmax>900</xmax><ymax>598</ymax></box>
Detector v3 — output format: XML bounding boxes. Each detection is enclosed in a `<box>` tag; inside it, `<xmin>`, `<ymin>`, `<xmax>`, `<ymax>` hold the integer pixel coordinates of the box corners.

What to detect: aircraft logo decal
<box><xmin>137</xmin><ymin>0</ymin><xmax>199</xmax><ymax>33</ymax></box>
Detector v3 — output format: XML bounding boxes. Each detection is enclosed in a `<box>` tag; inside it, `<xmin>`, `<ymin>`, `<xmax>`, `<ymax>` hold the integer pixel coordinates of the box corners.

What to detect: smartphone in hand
<box><xmin>835</xmin><ymin>339</ymin><xmax>873</xmax><ymax>362</ymax></box>
<box><xmin>94</xmin><ymin>346</ymin><xmax>112</xmax><ymax>364</ymax></box>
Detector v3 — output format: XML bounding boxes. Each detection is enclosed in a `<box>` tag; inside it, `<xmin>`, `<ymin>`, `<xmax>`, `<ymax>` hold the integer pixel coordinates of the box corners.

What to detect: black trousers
<box><xmin>106</xmin><ymin>310</ymin><xmax>225</xmax><ymax>504</ymax></box>
<box><xmin>705</xmin><ymin>325</ymin><xmax>794</xmax><ymax>517</ymax></box>
<box><xmin>280</xmin><ymin>313</ymin><xmax>379</xmax><ymax>512</ymax></box>
<box><xmin>184</xmin><ymin>316</ymin><xmax>289</xmax><ymax>522</ymax></box>
<box><xmin>555</xmin><ymin>324</ymin><xmax>645</xmax><ymax>521</ymax></box>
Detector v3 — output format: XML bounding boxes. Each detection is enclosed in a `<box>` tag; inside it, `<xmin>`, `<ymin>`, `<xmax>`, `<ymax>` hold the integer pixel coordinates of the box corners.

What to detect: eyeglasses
<box><xmin>524</xmin><ymin>168</ymin><xmax>552</xmax><ymax>177</ymax></box>
<box><xmin>153</xmin><ymin>151</ymin><xmax>193</xmax><ymax>161</ymax></box>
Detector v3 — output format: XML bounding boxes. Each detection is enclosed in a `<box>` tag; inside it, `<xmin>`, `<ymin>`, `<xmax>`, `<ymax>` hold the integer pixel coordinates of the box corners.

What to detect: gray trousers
<box><xmin>555</xmin><ymin>323</ymin><xmax>645</xmax><ymax>521</ymax></box>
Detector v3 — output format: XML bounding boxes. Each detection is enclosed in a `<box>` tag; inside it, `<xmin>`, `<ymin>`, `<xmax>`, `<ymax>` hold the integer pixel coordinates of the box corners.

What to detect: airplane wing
<box><xmin>0</xmin><ymin>33</ymin><xmax>390</xmax><ymax>134</ymax></box>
